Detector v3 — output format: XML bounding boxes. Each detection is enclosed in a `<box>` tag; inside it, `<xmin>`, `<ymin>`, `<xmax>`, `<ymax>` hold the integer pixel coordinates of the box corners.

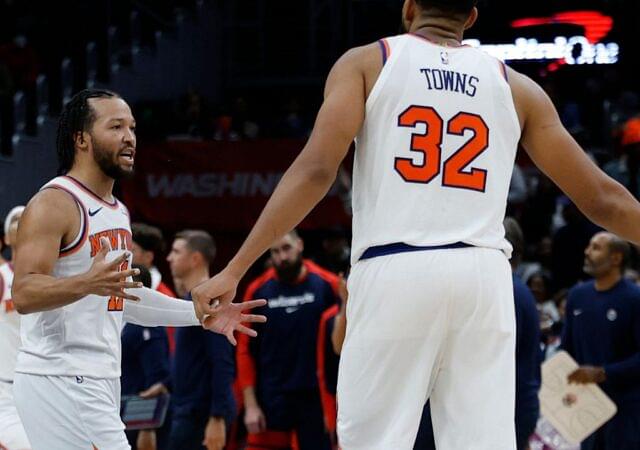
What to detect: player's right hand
<box><xmin>244</xmin><ymin>404</ymin><xmax>267</xmax><ymax>434</ymax></box>
<box><xmin>84</xmin><ymin>237</ymin><xmax>142</xmax><ymax>300</ymax></box>
<box><xmin>191</xmin><ymin>268</ymin><xmax>241</xmax><ymax>322</ymax></box>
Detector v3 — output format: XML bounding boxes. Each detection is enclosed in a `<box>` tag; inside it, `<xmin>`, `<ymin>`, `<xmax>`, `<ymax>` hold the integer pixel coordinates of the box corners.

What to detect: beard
<box><xmin>274</xmin><ymin>256</ymin><xmax>304</xmax><ymax>283</ymax></box>
<box><xmin>93</xmin><ymin>138</ymin><xmax>135</xmax><ymax>180</ymax></box>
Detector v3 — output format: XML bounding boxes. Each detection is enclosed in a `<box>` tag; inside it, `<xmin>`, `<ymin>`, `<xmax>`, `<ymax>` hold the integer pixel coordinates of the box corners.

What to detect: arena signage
<box><xmin>462</xmin><ymin>11</ymin><xmax>619</xmax><ymax>66</ymax></box>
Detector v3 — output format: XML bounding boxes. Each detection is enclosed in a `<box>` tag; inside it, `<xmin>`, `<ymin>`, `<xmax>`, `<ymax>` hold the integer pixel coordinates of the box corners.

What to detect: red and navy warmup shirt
<box><xmin>238</xmin><ymin>260</ymin><xmax>339</xmax><ymax>396</ymax></box>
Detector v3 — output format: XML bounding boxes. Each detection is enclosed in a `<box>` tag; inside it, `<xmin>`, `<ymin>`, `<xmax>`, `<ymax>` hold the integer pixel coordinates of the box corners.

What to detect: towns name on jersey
<box><xmin>420</xmin><ymin>68</ymin><xmax>479</xmax><ymax>98</ymax></box>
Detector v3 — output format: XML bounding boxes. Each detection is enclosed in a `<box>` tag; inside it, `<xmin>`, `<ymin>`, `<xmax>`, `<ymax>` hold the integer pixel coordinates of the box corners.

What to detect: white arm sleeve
<box><xmin>123</xmin><ymin>287</ymin><xmax>200</xmax><ymax>327</ymax></box>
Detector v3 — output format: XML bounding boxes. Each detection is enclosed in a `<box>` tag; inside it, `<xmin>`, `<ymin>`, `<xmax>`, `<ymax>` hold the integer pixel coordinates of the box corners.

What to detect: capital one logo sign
<box><xmin>462</xmin><ymin>11</ymin><xmax>619</xmax><ymax>69</ymax></box>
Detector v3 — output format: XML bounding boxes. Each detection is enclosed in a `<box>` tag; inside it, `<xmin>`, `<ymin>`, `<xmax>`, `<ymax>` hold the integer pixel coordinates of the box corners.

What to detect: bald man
<box><xmin>561</xmin><ymin>232</ymin><xmax>640</xmax><ymax>450</ymax></box>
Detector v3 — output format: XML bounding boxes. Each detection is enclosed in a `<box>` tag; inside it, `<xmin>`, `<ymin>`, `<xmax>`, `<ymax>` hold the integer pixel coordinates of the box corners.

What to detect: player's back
<box><xmin>351</xmin><ymin>33</ymin><xmax>521</xmax><ymax>262</ymax></box>
<box><xmin>16</xmin><ymin>175</ymin><xmax>132</xmax><ymax>379</ymax></box>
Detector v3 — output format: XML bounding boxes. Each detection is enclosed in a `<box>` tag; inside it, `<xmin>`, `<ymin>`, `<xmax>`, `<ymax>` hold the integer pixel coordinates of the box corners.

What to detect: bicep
<box><xmin>298</xmin><ymin>49</ymin><xmax>366</xmax><ymax>171</ymax></box>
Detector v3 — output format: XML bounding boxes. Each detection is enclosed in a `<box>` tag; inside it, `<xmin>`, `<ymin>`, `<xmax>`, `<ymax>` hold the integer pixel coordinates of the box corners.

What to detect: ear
<box><xmin>463</xmin><ymin>7</ymin><xmax>479</xmax><ymax>30</ymax></box>
<box><xmin>74</xmin><ymin>131</ymin><xmax>91</xmax><ymax>152</ymax></box>
<box><xmin>402</xmin><ymin>0</ymin><xmax>416</xmax><ymax>30</ymax></box>
<box><xmin>611</xmin><ymin>251</ymin><xmax>623</xmax><ymax>268</ymax></box>
<box><xmin>297</xmin><ymin>237</ymin><xmax>304</xmax><ymax>253</ymax></box>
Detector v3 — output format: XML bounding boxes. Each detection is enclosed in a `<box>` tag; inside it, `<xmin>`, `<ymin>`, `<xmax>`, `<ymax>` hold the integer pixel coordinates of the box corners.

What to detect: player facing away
<box><xmin>192</xmin><ymin>1</ymin><xmax>640</xmax><ymax>449</ymax></box>
<box><xmin>10</xmin><ymin>89</ymin><xmax>266</xmax><ymax>450</ymax></box>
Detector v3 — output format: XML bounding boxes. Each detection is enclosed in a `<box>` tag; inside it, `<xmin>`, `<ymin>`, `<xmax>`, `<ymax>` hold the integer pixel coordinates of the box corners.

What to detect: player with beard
<box><xmin>10</xmin><ymin>89</ymin><xmax>266</xmax><ymax>450</ymax></box>
<box><xmin>237</xmin><ymin>230</ymin><xmax>338</xmax><ymax>450</ymax></box>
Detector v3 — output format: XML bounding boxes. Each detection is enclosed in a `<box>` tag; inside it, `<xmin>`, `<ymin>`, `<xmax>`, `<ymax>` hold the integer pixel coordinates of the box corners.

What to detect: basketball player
<box><xmin>10</xmin><ymin>89</ymin><xmax>266</xmax><ymax>450</ymax></box>
<box><xmin>192</xmin><ymin>1</ymin><xmax>640</xmax><ymax>448</ymax></box>
<box><xmin>0</xmin><ymin>206</ymin><xmax>31</xmax><ymax>450</ymax></box>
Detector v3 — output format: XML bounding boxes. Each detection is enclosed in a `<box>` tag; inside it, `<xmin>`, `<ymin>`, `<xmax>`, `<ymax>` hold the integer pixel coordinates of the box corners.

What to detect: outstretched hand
<box><xmin>192</xmin><ymin>270</ymin><xmax>267</xmax><ymax>345</ymax></box>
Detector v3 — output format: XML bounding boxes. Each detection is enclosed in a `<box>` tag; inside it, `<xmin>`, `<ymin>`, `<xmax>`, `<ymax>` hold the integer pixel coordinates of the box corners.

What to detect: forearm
<box><xmin>331</xmin><ymin>312</ymin><xmax>347</xmax><ymax>355</ymax></box>
<box><xmin>228</xmin><ymin>154</ymin><xmax>337</xmax><ymax>278</ymax></box>
<box><xmin>604</xmin><ymin>354</ymin><xmax>640</xmax><ymax>384</ymax></box>
<box><xmin>208</xmin><ymin>335</ymin><xmax>236</xmax><ymax>418</ymax></box>
<box><xmin>583</xmin><ymin>179</ymin><xmax>640</xmax><ymax>246</ymax></box>
<box><xmin>124</xmin><ymin>287</ymin><xmax>199</xmax><ymax>326</ymax></box>
<box><xmin>13</xmin><ymin>273</ymin><xmax>89</xmax><ymax>314</ymax></box>
<box><xmin>243</xmin><ymin>386</ymin><xmax>260</xmax><ymax>408</ymax></box>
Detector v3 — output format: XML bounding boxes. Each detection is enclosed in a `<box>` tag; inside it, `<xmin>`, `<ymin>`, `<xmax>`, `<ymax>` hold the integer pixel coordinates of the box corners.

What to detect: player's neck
<box><xmin>66</xmin><ymin>167</ymin><xmax>115</xmax><ymax>202</ymax></box>
<box><xmin>594</xmin><ymin>271</ymin><xmax>622</xmax><ymax>292</ymax></box>
<box><xmin>409</xmin><ymin>20</ymin><xmax>464</xmax><ymax>47</ymax></box>
<box><xmin>179</xmin><ymin>269</ymin><xmax>210</xmax><ymax>294</ymax></box>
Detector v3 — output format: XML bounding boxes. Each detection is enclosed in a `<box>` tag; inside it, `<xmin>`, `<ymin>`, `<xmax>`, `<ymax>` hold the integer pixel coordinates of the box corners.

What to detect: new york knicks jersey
<box><xmin>351</xmin><ymin>34</ymin><xmax>521</xmax><ymax>263</ymax></box>
<box><xmin>16</xmin><ymin>176</ymin><xmax>133</xmax><ymax>379</ymax></box>
<box><xmin>0</xmin><ymin>262</ymin><xmax>20</xmax><ymax>382</ymax></box>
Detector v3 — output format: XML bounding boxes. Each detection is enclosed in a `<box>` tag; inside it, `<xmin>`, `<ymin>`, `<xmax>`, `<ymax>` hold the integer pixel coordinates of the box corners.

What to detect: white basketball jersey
<box><xmin>16</xmin><ymin>176</ymin><xmax>133</xmax><ymax>379</ymax></box>
<box><xmin>0</xmin><ymin>262</ymin><xmax>20</xmax><ymax>382</ymax></box>
<box><xmin>351</xmin><ymin>34</ymin><xmax>521</xmax><ymax>263</ymax></box>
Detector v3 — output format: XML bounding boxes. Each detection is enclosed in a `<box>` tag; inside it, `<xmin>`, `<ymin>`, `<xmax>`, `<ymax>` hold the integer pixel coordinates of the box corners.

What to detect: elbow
<box><xmin>12</xmin><ymin>290</ymin><xmax>31</xmax><ymax>315</ymax></box>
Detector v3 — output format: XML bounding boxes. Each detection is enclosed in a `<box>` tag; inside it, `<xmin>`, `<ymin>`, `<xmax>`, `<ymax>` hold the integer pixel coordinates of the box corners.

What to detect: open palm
<box><xmin>202</xmin><ymin>299</ymin><xmax>267</xmax><ymax>345</ymax></box>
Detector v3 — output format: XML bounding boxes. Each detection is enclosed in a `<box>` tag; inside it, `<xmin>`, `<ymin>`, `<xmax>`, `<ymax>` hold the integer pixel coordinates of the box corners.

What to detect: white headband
<box><xmin>4</xmin><ymin>206</ymin><xmax>25</xmax><ymax>237</ymax></box>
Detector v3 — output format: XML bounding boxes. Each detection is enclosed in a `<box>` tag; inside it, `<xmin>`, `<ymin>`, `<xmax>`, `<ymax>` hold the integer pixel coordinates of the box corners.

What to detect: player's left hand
<box><xmin>568</xmin><ymin>366</ymin><xmax>606</xmax><ymax>384</ymax></box>
<box><xmin>199</xmin><ymin>298</ymin><xmax>267</xmax><ymax>345</ymax></box>
<box><xmin>203</xmin><ymin>416</ymin><xmax>226</xmax><ymax>450</ymax></box>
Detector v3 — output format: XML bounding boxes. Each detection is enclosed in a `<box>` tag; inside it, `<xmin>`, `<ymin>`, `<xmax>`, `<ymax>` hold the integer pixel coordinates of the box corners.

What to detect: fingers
<box><xmin>240</xmin><ymin>313</ymin><xmax>267</xmax><ymax>324</ymax></box>
<box><xmin>95</xmin><ymin>237</ymin><xmax>111</xmax><ymax>260</ymax></box>
<box><xmin>241</xmin><ymin>299</ymin><xmax>267</xmax><ymax>310</ymax></box>
<box><xmin>235</xmin><ymin>324</ymin><xmax>257</xmax><ymax>337</ymax></box>
<box><xmin>226</xmin><ymin>330</ymin><xmax>237</xmax><ymax>346</ymax></box>
<box><xmin>107</xmin><ymin>252</ymin><xmax>130</xmax><ymax>268</ymax></box>
<box><xmin>259</xmin><ymin>414</ymin><xmax>267</xmax><ymax>432</ymax></box>
<box><xmin>108</xmin><ymin>268</ymin><xmax>140</xmax><ymax>279</ymax></box>
<box><xmin>120</xmin><ymin>281</ymin><xmax>144</xmax><ymax>289</ymax></box>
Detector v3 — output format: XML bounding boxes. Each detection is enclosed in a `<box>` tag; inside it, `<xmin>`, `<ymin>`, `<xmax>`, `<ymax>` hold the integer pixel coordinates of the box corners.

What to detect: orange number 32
<box><xmin>394</xmin><ymin>105</ymin><xmax>489</xmax><ymax>192</ymax></box>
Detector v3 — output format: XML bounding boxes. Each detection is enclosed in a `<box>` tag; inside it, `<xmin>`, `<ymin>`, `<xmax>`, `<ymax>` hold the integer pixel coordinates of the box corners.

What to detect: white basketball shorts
<box><xmin>337</xmin><ymin>246</ymin><xmax>517</xmax><ymax>450</ymax></box>
<box><xmin>13</xmin><ymin>373</ymin><xmax>129</xmax><ymax>450</ymax></box>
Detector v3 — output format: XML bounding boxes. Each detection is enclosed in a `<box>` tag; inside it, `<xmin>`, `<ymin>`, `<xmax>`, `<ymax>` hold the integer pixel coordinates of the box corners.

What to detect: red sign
<box><xmin>120</xmin><ymin>140</ymin><xmax>351</xmax><ymax>231</ymax></box>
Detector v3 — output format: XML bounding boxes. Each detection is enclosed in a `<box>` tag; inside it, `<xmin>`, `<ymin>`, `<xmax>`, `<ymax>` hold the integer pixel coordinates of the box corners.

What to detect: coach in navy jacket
<box><xmin>166</xmin><ymin>230</ymin><xmax>236</xmax><ymax>450</ymax></box>
<box><xmin>561</xmin><ymin>232</ymin><xmax>640</xmax><ymax>450</ymax></box>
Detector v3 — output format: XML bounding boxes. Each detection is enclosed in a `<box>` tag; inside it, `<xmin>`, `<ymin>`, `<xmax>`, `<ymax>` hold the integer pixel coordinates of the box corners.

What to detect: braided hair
<box><xmin>56</xmin><ymin>89</ymin><xmax>120</xmax><ymax>175</ymax></box>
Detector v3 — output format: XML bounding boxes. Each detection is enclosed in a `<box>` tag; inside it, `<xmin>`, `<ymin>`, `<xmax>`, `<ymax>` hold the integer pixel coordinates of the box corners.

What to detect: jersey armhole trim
<box><xmin>41</xmin><ymin>185</ymin><xmax>89</xmax><ymax>257</ymax></box>
<box><xmin>500</xmin><ymin>61</ymin><xmax>508</xmax><ymax>81</ymax></box>
<box><xmin>377</xmin><ymin>39</ymin><xmax>390</xmax><ymax>66</ymax></box>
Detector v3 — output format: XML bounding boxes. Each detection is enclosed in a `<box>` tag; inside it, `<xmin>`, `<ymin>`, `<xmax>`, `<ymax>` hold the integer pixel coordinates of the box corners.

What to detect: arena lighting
<box><xmin>461</xmin><ymin>11</ymin><xmax>619</xmax><ymax>69</ymax></box>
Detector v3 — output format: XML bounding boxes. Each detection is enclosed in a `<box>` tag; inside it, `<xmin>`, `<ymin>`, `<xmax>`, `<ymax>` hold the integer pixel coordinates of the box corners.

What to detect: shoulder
<box><xmin>568</xmin><ymin>281</ymin><xmax>595</xmax><ymax>301</ymax></box>
<box><xmin>305</xmin><ymin>260</ymin><xmax>338</xmax><ymax>283</ymax></box>
<box><xmin>245</xmin><ymin>268</ymin><xmax>276</xmax><ymax>298</ymax></box>
<box><xmin>21</xmin><ymin>188</ymin><xmax>78</xmax><ymax>232</ymax></box>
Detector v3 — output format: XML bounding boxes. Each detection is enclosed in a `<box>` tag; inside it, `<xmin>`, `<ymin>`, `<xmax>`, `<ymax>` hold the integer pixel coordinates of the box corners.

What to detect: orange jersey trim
<box><xmin>42</xmin><ymin>185</ymin><xmax>89</xmax><ymax>257</ymax></box>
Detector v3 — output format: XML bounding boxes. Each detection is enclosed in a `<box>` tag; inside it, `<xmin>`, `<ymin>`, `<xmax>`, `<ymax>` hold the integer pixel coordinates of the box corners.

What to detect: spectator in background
<box><xmin>561</xmin><ymin>232</ymin><xmax>640</xmax><ymax>450</ymax></box>
<box><xmin>121</xmin><ymin>264</ymin><xmax>170</xmax><ymax>450</ymax></box>
<box><xmin>131</xmin><ymin>222</ymin><xmax>178</xmax><ymax>353</ymax></box>
<box><xmin>145</xmin><ymin>230</ymin><xmax>236</xmax><ymax>450</ymax></box>
<box><xmin>238</xmin><ymin>230</ymin><xmax>336</xmax><ymax>450</ymax></box>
